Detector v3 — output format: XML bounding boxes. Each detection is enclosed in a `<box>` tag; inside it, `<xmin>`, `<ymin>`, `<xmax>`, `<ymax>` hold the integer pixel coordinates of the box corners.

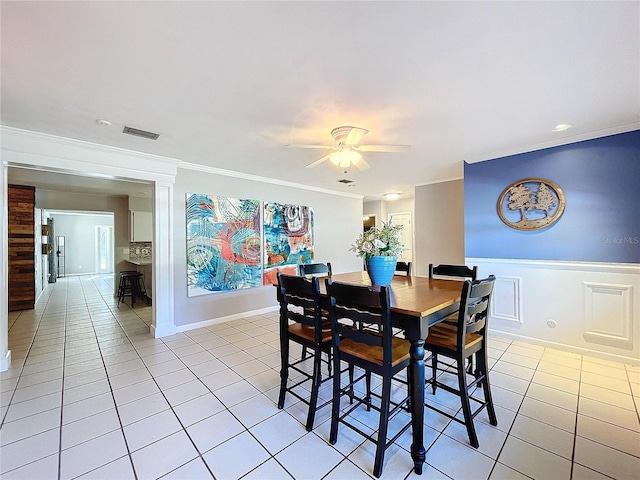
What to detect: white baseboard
<box><xmin>0</xmin><ymin>349</ymin><xmax>11</xmax><ymax>372</ymax></box>
<box><xmin>150</xmin><ymin>321</ymin><xmax>177</xmax><ymax>339</ymax></box>
<box><xmin>175</xmin><ymin>306</ymin><xmax>279</xmax><ymax>333</ymax></box>
<box><xmin>490</xmin><ymin>329</ymin><xmax>639</xmax><ymax>366</ymax></box>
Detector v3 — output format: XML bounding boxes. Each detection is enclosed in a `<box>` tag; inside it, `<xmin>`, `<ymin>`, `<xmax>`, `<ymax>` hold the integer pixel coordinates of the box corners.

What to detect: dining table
<box><xmin>319</xmin><ymin>271</ymin><xmax>464</xmax><ymax>475</ymax></box>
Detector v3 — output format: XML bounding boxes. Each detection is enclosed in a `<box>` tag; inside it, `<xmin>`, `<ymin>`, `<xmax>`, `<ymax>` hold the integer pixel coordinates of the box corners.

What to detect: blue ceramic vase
<box><xmin>366</xmin><ymin>256</ymin><xmax>396</xmax><ymax>286</ymax></box>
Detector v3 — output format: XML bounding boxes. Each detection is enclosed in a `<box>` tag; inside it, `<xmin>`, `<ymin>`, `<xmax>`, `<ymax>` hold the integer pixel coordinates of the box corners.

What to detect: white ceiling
<box><xmin>2</xmin><ymin>1</ymin><xmax>638</xmax><ymax>201</ymax></box>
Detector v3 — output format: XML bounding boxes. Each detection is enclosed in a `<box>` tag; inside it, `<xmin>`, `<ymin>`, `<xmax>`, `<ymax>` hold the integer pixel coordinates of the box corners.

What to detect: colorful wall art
<box><xmin>186</xmin><ymin>194</ymin><xmax>262</xmax><ymax>296</ymax></box>
<box><xmin>263</xmin><ymin>202</ymin><xmax>314</xmax><ymax>285</ymax></box>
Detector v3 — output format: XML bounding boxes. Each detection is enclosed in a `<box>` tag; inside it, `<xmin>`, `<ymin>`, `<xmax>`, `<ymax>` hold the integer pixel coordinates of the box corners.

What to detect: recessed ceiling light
<box><xmin>95</xmin><ymin>119</ymin><xmax>111</xmax><ymax>127</ymax></box>
<box><xmin>384</xmin><ymin>193</ymin><xmax>400</xmax><ymax>201</ymax></box>
<box><xmin>552</xmin><ymin>124</ymin><xmax>572</xmax><ymax>132</ymax></box>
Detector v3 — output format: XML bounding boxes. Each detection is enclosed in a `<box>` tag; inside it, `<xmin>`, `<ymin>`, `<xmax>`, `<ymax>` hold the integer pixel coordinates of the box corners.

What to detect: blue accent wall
<box><xmin>465</xmin><ymin>130</ymin><xmax>640</xmax><ymax>263</ymax></box>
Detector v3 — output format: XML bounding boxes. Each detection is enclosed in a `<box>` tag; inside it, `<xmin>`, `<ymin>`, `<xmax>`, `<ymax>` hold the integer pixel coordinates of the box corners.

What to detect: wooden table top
<box><xmin>321</xmin><ymin>272</ymin><xmax>464</xmax><ymax>319</ymax></box>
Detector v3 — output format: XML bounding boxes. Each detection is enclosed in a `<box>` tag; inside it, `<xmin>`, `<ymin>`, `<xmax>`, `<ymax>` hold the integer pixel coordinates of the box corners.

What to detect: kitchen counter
<box><xmin>126</xmin><ymin>258</ymin><xmax>152</xmax><ymax>266</ymax></box>
<box><xmin>124</xmin><ymin>259</ymin><xmax>152</xmax><ymax>300</ymax></box>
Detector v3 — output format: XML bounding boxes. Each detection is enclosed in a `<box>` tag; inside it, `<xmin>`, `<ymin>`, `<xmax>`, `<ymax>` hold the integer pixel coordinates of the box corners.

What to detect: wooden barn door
<box><xmin>8</xmin><ymin>185</ymin><xmax>35</xmax><ymax>311</ymax></box>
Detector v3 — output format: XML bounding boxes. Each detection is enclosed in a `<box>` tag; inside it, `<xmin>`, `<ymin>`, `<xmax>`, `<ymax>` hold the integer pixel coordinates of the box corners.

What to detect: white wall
<box><xmin>470</xmin><ymin>258</ymin><xmax>640</xmax><ymax>365</ymax></box>
<box><xmin>129</xmin><ymin>195</ymin><xmax>152</xmax><ymax>212</ymax></box>
<box><xmin>49</xmin><ymin>213</ymin><xmax>114</xmax><ymax>275</ymax></box>
<box><xmin>414</xmin><ymin>180</ymin><xmax>464</xmax><ymax>276</ymax></box>
<box><xmin>173</xmin><ymin>167</ymin><xmax>363</xmax><ymax>328</ymax></box>
<box><xmin>34</xmin><ymin>209</ymin><xmax>49</xmax><ymax>301</ymax></box>
<box><xmin>36</xmin><ymin>190</ymin><xmax>129</xmax><ymax>280</ymax></box>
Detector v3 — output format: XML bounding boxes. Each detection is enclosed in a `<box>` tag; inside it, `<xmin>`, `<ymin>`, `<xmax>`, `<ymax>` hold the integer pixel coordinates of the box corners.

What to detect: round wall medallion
<box><xmin>497</xmin><ymin>178</ymin><xmax>565</xmax><ymax>231</ymax></box>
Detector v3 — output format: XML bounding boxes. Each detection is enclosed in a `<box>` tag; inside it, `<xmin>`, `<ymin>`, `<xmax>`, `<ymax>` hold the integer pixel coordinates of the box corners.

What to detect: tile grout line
<box><xmin>82</xmin><ymin>275</ymin><xmax>141</xmax><ymax>480</ymax></box>
<box><xmin>568</xmin><ymin>352</ymin><xmax>583</xmax><ymax>480</ymax></box>
<box><xmin>484</xmin><ymin>340</ymin><xmax>533</xmax><ymax>480</ymax></box>
<box><xmin>58</xmin><ymin>280</ymin><xmax>69</xmax><ymax>480</ymax></box>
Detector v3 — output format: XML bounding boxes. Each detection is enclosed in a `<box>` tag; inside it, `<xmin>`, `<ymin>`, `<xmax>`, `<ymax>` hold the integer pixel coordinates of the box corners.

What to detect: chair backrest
<box><xmin>325</xmin><ymin>280</ymin><xmax>394</xmax><ymax>364</ymax></box>
<box><xmin>456</xmin><ymin>276</ymin><xmax>495</xmax><ymax>347</ymax></box>
<box><xmin>277</xmin><ymin>273</ymin><xmax>324</xmax><ymax>340</ymax></box>
<box><xmin>429</xmin><ymin>263</ymin><xmax>478</xmax><ymax>281</ymax></box>
<box><xmin>395</xmin><ymin>261</ymin><xmax>412</xmax><ymax>276</ymax></box>
<box><xmin>298</xmin><ymin>262</ymin><xmax>332</xmax><ymax>278</ymax></box>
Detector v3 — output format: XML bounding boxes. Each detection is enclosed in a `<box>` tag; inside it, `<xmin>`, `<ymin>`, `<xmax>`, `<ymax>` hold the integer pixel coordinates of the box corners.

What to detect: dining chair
<box><xmin>428</xmin><ymin>263</ymin><xmax>478</xmax><ymax>373</ymax></box>
<box><xmin>298</xmin><ymin>262</ymin><xmax>332</xmax><ymax>278</ymax></box>
<box><xmin>276</xmin><ymin>273</ymin><xmax>332</xmax><ymax>431</ymax></box>
<box><xmin>394</xmin><ymin>261</ymin><xmax>412</xmax><ymax>276</ymax></box>
<box><xmin>298</xmin><ymin>262</ymin><xmax>332</xmax><ymax>365</ymax></box>
<box><xmin>325</xmin><ymin>280</ymin><xmax>412</xmax><ymax>478</ymax></box>
<box><xmin>424</xmin><ymin>276</ymin><xmax>497</xmax><ymax>448</ymax></box>
<box><xmin>428</xmin><ymin>263</ymin><xmax>477</xmax><ymax>281</ymax></box>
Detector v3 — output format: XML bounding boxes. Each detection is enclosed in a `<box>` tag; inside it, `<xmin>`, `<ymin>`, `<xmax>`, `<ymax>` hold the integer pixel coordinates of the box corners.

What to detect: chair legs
<box><xmin>330</xmin><ymin>363</ymin><xmax>407</xmax><ymax>479</ymax></box>
<box><xmin>278</xmin><ymin>338</ymin><xmax>331</xmax><ymax>432</ymax></box>
<box><xmin>373</xmin><ymin>374</ymin><xmax>392</xmax><ymax>478</ymax></box>
<box><xmin>329</xmin><ymin>354</ymin><xmax>342</xmax><ymax>445</ymax></box>
<box><xmin>277</xmin><ymin>333</ymin><xmax>290</xmax><ymax>410</ymax></box>
<box><xmin>477</xmin><ymin>347</ymin><xmax>497</xmax><ymax>426</ymax></box>
<box><xmin>426</xmin><ymin>346</ymin><xmax>497</xmax><ymax>449</ymax></box>
<box><xmin>457</xmin><ymin>355</ymin><xmax>478</xmax><ymax>448</ymax></box>
<box><xmin>305</xmin><ymin>347</ymin><xmax>324</xmax><ymax>431</ymax></box>
<box><xmin>430</xmin><ymin>353</ymin><xmax>438</xmax><ymax>394</ymax></box>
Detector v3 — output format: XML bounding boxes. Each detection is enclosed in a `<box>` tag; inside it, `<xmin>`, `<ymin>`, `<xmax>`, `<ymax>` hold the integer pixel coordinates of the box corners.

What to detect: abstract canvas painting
<box><xmin>186</xmin><ymin>194</ymin><xmax>261</xmax><ymax>296</ymax></box>
<box><xmin>263</xmin><ymin>202</ymin><xmax>314</xmax><ymax>285</ymax></box>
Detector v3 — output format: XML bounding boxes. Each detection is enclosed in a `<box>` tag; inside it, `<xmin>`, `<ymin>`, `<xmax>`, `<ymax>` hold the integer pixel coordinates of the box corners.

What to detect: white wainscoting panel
<box><xmin>467</xmin><ymin>257</ymin><xmax>640</xmax><ymax>365</ymax></box>
<box><xmin>582</xmin><ymin>282</ymin><xmax>633</xmax><ymax>349</ymax></box>
<box><xmin>491</xmin><ymin>276</ymin><xmax>522</xmax><ymax>326</ymax></box>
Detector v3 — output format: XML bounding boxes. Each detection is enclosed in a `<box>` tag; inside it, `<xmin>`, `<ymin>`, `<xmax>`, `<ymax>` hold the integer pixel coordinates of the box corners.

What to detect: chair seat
<box><xmin>288</xmin><ymin>323</ymin><xmax>332</xmax><ymax>343</ymax></box>
<box><xmin>339</xmin><ymin>337</ymin><xmax>410</xmax><ymax>367</ymax></box>
<box><xmin>426</xmin><ymin>323</ymin><xmax>483</xmax><ymax>351</ymax></box>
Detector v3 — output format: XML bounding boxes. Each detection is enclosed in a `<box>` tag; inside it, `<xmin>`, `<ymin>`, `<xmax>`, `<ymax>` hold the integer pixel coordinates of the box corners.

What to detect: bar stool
<box><xmin>118</xmin><ymin>271</ymin><xmax>146</xmax><ymax>307</ymax></box>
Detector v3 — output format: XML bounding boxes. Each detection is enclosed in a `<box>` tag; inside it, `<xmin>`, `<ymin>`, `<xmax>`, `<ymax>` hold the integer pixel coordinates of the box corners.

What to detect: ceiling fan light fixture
<box><xmin>330</xmin><ymin>148</ymin><xmax>362</xmax><ymax>168</ymax></box>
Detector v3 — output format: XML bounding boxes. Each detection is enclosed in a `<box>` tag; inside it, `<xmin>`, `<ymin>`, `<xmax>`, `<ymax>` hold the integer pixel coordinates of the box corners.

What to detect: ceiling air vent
<box><xmin>337</xmin><ymin>179</ymin><xmax>354</xmax><ymax>184</ymax></box>
<box><xmin>123</xmin><ymin>126</ymin><xmax>159</xmax><ymax>140</ymax></box>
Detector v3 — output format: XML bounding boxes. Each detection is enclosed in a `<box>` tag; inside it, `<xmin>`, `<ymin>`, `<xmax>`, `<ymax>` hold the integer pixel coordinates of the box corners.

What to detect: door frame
<box><xmin>388</xmin><ymin>211</ymin><xmax>413</xmax><ymax>265</ymax></box>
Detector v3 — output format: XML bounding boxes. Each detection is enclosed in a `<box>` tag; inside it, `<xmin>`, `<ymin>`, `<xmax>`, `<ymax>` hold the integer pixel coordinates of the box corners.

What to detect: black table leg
<box><xmin>409</xmin><ymin>338</ymin><xmax>426</xmax><ymax>474</ymax></box>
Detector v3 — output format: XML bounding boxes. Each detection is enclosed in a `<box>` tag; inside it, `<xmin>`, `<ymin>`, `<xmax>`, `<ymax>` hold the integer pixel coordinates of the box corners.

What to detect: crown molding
<box><xmin>464</xmin><ymin>122</ymin><xmax>640</xmax><ymax>164</ymax></box>
<box><xmin>0</xmin><ymin>126</ymin><xmax>178</xmax><ymax>183</ymax></box>
<box><xmin>178</xmin><ymin>161</ymin><xmax>363</xmax><ymax>200</ymax></box>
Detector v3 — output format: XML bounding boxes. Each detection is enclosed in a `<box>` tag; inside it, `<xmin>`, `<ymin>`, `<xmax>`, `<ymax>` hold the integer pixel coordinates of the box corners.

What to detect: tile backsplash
<box><xmin>129</xmin><ymin>242</ymin><xmax>152</xmax><ymax>260</ymax></box>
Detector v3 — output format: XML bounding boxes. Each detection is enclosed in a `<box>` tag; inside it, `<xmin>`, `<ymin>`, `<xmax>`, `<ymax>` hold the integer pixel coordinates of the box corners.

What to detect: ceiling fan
<box><xmin>287</xmin><ymin>126</ymin><xmax>410</xmax><ymax>171</ymax></box>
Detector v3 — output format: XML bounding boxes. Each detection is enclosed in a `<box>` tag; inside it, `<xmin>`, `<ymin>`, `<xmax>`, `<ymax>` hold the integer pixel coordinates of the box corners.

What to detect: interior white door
<box><xmin>388</xmin><ymin>212</ymin><xmax>413</xmax><ymax>263</ymax></box>
<box><xmin>96</xmin><ymin>225</ymin><xmax>114</xmax><ymax>274</ymax></box>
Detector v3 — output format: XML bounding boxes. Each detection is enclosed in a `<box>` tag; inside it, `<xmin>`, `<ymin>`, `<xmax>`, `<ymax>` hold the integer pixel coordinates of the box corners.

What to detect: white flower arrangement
<box><xmin>350</xmin><ymin>220</ymin><xmax>404</xmax><ymax>260</ymax></box>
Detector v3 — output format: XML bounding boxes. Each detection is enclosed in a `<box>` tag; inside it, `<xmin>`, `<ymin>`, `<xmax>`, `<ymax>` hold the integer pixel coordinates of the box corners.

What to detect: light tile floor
<box><xmin>1</xmin><ymin>275</ymin><xmax>639</xmax><ymax>480</ymax></box>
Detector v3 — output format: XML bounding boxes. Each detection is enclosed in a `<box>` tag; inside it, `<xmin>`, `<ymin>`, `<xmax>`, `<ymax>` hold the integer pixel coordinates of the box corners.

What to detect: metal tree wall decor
<box><xmin>497</xmin><ymin>178</ymin><xmax>565</xmax><ymax>230</ymax></box>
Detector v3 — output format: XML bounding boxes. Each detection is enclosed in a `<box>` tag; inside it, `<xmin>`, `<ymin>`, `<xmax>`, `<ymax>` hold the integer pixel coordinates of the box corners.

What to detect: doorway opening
<box><xmin>389</xmin><ymin>212</ymin><xmax>413</xmax><ymax>264</ymax></box>
<box><xmin>96</xmin><ymin>225</ymin><xmax>114</xmax><ymax>274</ymax></box>
<box><xmin>363</xmin><ymin>215</ymin><xmax>376</xmax><ymax>232</ymax></box>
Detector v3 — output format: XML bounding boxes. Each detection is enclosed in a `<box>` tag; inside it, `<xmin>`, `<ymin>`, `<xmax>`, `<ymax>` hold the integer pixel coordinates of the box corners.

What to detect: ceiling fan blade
<box><xmin>287</xmin><ymin>144</ymin><xmax>333</xmax><ymax>150</ymax></box>
<box><xmin>344</xmin><ymin>127</ymin><xmax>369</xmax><ymax>145</ymax></box>
<box><xmin>305</xmin><ymin>152</ymin><xmax>332</xmax><ymax>168</ymax></box>
<box><xmin>358</xmin><ymin>144</ymin><xmax>411</xmax><ymax>152</ymax></box>
<box><xmin>352</xmin><ymin>157</ymin><xmax>371</xmax><ymax>171</ymax></box>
